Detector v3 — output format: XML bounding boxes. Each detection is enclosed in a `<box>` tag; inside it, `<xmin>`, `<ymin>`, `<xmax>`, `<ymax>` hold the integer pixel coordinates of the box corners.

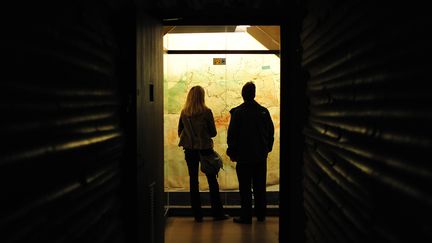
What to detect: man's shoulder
<box><xmin>259</xmin><ymin>105</ymin><xmax>270</xmax><ymax>114</ymax></box>
<box><xmin>230</xmin><ymin>102</ymin><xmax>269</xmax><ymax>114</ymax></box>
<box><xmin>229</xmin><ymin>104</ymin><xmax>244</xmax><ymax>114</ymax></box>
<box><xmin>252</xmin><ymin>101</ymin><xmax>269</xmax><ymax>113</ymax></box>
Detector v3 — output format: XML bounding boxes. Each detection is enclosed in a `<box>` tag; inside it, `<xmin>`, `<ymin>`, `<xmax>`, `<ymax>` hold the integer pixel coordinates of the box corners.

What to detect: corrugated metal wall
<box><xmin>1</xmin><ymin>2</ymin><xmax>136</xmax><ymax>242</ymax></box>
<box><xmin>301</xmin><ymin>1</ymin><xmax>432</xmax><ymax>242</ymax></box>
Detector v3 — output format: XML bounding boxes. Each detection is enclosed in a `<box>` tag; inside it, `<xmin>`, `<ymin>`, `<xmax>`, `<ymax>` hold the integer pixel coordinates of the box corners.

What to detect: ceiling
<box><xmin>146</xmin><ymin>0</ymin><xmax>283</xmax><ymax>24</ymax></box>
<box><xmin>164</xmin><ymin>26</ymin><xmax>237</xmax><ymax>34</ymax></box>
<box><xmin>163</xmin><ymin>25</ymin><xmax>280</xmax><ymax>50</ymax></box>
<box><xmin>152</xmin><ymin>0</ymin><xmax>282</xmax><ymax>10</ymax></box>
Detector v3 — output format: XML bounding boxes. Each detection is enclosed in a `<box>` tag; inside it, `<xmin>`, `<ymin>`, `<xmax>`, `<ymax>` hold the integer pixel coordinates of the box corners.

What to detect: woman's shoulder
<box><xmin>183</xmin><ymin>108</ymin><xmax>212</xmax><ymax>118</ymax></box>
<box><xmin>180</xmin><ymin>110</ymin><xmax>192</xmax><ymax>121</ymax></box>
<box><xmin>179</xmin><ymin>110</ymin><xmax>186</xmax><ymax>118</ymax></box>
<box><xmin>204</xmin><ymin>108</ymin><xmax>214</xmax><ymax>117</ymax></box>
<box><xmin>193</xmin><ymin>108</ymin><xmax>213</xmax><ymax>120</ymax></box>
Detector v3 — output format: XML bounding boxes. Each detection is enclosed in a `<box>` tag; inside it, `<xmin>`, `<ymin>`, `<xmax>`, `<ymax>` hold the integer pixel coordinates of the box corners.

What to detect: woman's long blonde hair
<box><xmin>182</xmin><ymin>86</ymin><xmax>208</xmax><ymax>116</ymax></box>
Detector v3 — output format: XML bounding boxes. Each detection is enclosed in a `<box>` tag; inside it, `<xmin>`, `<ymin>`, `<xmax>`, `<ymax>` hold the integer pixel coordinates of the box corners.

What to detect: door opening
<box><xmin>162</xmin><ymin>25</ymin><xmax>281</xmax><ymax>216</ymax></box>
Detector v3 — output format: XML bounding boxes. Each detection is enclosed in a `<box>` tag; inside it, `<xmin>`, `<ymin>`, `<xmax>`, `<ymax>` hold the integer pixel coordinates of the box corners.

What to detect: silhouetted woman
<box><xmin>178</xmin><ymin>86</ymin><xmax>229</xmax><ymax>222</ymax></box>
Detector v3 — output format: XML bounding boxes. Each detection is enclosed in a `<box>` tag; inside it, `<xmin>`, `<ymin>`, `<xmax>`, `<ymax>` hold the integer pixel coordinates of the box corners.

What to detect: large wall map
<box><xmin>164</xmin><ymin>53</ymin><xmax>280</xmax><ymax>192</ymax></box>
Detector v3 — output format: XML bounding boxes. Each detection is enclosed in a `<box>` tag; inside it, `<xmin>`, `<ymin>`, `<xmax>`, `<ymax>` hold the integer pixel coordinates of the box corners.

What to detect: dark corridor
<box><xmin>2</xmin><ymin>1</ymin><xmax>432</xmax><ymax>243</ymax></box>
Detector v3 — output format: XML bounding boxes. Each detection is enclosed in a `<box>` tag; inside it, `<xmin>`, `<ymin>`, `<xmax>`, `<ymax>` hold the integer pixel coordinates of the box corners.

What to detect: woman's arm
<box><xmin>207</xmin><ymin>109</ymin><xmax>217</xmax><ymax>137</ymax></box>
<box><xmin>178</xmin><ymin>114</ymin><xmax>184</xmax><ymax>137</ymax></box>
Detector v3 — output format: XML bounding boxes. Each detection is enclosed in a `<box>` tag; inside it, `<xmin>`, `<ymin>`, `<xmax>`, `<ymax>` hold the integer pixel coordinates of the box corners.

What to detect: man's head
<box><xmin>241</xmin><ymin>81</ymin><xmax>256</xmax><ymax>102</ymax></box>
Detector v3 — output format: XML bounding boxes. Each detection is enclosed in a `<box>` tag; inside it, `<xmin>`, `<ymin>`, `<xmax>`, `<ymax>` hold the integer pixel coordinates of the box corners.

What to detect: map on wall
<box><xmin>164</xmin><ymin>32</ymin><xmax>280</xmax><ymax>192</ymax></box>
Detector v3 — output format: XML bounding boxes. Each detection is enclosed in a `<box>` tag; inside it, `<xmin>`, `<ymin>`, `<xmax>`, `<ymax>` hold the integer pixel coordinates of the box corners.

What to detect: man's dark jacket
<box><xmin>226</xmin><ymin>100</ymin><xmax>274</xmax><ymax>163</ymax></box>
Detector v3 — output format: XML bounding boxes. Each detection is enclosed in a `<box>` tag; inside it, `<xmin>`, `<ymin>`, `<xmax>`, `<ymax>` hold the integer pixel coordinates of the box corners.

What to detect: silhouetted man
<box><xmin>227</xmin><ymin>81</ymin><xmax>274</xmax><ymax>224</ymax></box>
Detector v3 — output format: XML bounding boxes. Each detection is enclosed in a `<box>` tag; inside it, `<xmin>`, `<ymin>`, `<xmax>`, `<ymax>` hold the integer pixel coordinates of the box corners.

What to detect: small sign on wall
<box><xmin>213</xmin><ymin>58</ymin><xmax>226</xmax><ymax>65</ymax></box>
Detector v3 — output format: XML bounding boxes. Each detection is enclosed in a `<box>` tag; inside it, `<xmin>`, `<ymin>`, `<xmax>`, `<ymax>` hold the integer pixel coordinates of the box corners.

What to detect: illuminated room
<box><xmin>163</xmin><ymin>25</ymin><xmax>280</xmax><ymax>213</ymax></box>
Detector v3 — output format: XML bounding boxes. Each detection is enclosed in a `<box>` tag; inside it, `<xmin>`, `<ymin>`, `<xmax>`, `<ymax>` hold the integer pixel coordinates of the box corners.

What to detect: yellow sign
<box><xmin>213</xmin><ymin>58</ymin><xmax>226</xmax><ymax>65</ymax></box>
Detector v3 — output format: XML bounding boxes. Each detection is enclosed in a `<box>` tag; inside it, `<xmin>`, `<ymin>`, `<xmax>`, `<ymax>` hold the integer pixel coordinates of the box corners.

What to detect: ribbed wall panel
<box><xmin>1</xmin><ymin>2</ymin><xmax>133</xmax><ymax>242</ymax></box>
<box><xmin>302</xmin><ymin>1</ymin><xmax>432</xmax><ymax>242</ymax></box>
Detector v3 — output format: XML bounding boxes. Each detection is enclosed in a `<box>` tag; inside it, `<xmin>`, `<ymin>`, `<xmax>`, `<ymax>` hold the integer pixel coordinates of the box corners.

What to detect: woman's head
<box><xmin>183</xmin><ymin>85</ymin><xmax>208</xmax><ymax>116</ymax></box>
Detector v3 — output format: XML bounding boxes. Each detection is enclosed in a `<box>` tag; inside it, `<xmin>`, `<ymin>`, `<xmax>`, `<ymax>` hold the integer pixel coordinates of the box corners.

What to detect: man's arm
<box><xmin>227</xmin><ymin>109</ymin><xmax>240</xmax><ymax>161</ymax></box>
<box><xmin>266</xmin><ymin>110</ymin><xmax>275</xmax><ymax>152</ymax></box>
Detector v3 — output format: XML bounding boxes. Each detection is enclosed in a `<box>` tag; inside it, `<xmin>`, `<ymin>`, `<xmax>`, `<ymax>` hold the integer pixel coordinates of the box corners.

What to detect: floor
<box><xmin>165</xmin><ymin>216</ymin><xmax>279</xmax><ymax>243</ymax></box>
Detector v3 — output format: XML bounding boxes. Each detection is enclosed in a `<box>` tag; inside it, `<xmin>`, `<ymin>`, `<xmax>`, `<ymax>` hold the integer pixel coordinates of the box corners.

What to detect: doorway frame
<box><xmin>135</xmin><ymin>6</ymin><xmax>306</xmax><ymax>242</ymax></box>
